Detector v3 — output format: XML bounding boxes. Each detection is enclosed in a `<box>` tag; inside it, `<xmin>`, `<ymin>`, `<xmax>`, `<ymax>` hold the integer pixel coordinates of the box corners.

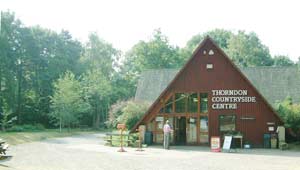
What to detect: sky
<box><xmin>1</xmin><ymin>0</ymin><xmax>300</xmax><ymax>61</ymax></box>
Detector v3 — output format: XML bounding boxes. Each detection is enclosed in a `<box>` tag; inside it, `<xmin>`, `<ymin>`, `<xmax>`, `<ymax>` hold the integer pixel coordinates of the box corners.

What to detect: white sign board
<box><xmin>155</xmin><ymin>116</ymin><xmax>164</xmax><ymax>121</ymax></box>
<box><xmin>211</xmin><ymin>89</ymin><xmax>256</xmax><ymax>110</ymax></box>
<box><xmin>222</xmin><ymin>136</ymin><xmax>232</xmax><ymax>150</ymax></box>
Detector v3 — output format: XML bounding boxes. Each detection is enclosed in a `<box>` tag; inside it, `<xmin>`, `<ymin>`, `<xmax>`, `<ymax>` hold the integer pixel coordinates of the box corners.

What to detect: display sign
<box><xmin>117</xmin><ymin>124</ymin><xmax>126</xmax><ymax>130</ymax></box>
<box><xmin>268</xmin><ymin>126</ymin><xmax>274</xmax><ymax>131</ymax></box>
<box><xmin>211</xmin><ymin>136</ymin><xmax>221</xmax><ymax>152</ymax></box>
<box><xmin>222</xmin><ymin>136</ymin><xmax>233</xmax><ymax>150</ymax></box>
<box><xmin>155</xmin><ymin>116</ymin><xmax>164</xmax><ymax>121</ymax></box>
<box><xmin>211</xmin><ymin>89</ymin><xmax>256</xmax><ymax>110</ymax></box>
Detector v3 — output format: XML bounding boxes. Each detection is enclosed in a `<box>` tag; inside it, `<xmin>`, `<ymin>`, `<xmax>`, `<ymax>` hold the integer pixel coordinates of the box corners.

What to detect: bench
<box><xmin>105</xmin><ymin>133</ymin><xmax>132</xmax><ymax>146</ymax></box>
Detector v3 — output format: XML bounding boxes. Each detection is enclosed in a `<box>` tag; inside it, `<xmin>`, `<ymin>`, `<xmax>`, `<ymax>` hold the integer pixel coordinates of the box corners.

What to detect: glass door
<box><xmin>175</xmin><ymin>117</ymin><xmax>186</xmax><ymax>145</ymax></box>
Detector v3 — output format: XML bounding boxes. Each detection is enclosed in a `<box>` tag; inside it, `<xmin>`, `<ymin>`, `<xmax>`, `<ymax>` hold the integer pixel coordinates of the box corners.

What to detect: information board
<box><xmin>211</xmin><ymin>136</ymin><xmax>221</xmax><ymax>152</ymax></box>
<box><xmin>222</xmin><ymin>136</ymin><xmax>232</xmax><ymax>150</ymax></box>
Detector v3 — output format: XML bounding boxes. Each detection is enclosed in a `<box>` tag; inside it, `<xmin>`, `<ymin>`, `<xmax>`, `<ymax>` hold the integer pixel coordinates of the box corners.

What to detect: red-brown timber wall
<box><xmin>141</xmin><ymin>39</ymin><xmax>282</xmax><ymax>146</ymax></box>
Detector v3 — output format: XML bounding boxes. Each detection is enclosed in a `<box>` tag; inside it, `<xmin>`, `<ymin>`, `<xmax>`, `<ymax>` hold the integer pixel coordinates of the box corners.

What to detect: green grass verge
<box><xmin>0</xmin><ymin>129</ymin><xmax>99</xmax><ymax>145</ymax></box>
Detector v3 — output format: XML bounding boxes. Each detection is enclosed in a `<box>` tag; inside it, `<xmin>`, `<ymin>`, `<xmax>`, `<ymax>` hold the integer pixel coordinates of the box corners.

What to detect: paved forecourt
<box><xmin>2</xmin><ymin>133</ymin><xmax>300</xmax><ymax>170</ymax></box>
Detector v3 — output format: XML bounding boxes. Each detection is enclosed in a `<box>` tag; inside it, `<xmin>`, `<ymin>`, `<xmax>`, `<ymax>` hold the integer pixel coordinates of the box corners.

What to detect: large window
<box><xmin>187</xmin><ymin>93</ymin><xmax>198</xmax><ymax>113</ymax></box>
<box><xmin>200</xmin><ymin>93</ymin><xmax>208</xmax><ymax>113</ymax></box>
<box><xmin>175</xmin><ymin>93</ymin><xmax>187</xmax><ymax>113</ymax></box>
<box><xmin>219</xmin><ymin>115</ymin><xmax>236</xmax><ymax>132</ymax></box>
<box><xmin>161</xmin><ymin>93</ymin><xmax>207</xmax><ymax>113</ymax></box>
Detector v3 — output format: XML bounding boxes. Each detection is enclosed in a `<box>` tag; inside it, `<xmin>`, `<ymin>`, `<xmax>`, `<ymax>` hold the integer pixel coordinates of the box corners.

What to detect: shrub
<box><xmin>276</xmin><ymin>97</ymin><xmax>300</xmax><ymax>141</ymax></box>
<box><xmin>117</xmin><ymin>100</ymin><xmax>149</xmax><ymax>130</ymax></box>
<box><xmin>106</xmin><ymin>100</ymin><xmax>129</xmax><ymax>128</ymax></box>
<box><xmin>106</xmin><ymin>99</ymin><xmax>149</xmax><ymax>130</ymax></box>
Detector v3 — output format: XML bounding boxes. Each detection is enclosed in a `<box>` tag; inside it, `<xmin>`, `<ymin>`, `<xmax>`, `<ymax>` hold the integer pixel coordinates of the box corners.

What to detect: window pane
<box><xmin>147</xmin><ymin>119</ymin><xmax>155</xmax><ymax>131</ymax></box>
<box><xmin>156</xmin><ymin>117</ymin><xmax>164</xmax><ymax>129</ymax></box>
<box><xmin>168</xmin><ymin>117</ymin><xmax>174</xmax><ymax>143</ymax></box>
<box><xmin>200</xmin><ymin>93</ymin><xmax>208</xmax><ymax>113</ymax></box>
<box><xmin>200</xmin><ymin>133</ymin><xmax>209</xmax><ymax>143</ymax></box>
<box><xmin>200</xmin><ymin>116</ymin><xmax>208</xmax><ymax>133</ymax></box>
<box><xmin>159</xmin><ymin>107</ymin><xmax>164</xmax><ymax>113</ymax></box>
<box><xmin>187</xmin><ymin>93</ymin><xmax>198</xmax><ymax>113</ymax></box>
<box><xmin>165</xmin><ymin>96</ymin><xmax>173</xmax><ymax>113</ymax></box>
<box><xmin>187</xmin><ymin>117</ymin><xmax>197</xmax><ymax>143</ymax></box>
<box><xmin>156</xmin><ymin>134</ymin><xmax>163</xmax><ymax>143</ymax></box>
<box><xmin>175</xmin><ymin>93</ymin><xmax>186</xmax><ymax>113</ymax></box>
<box><xmin>219</xmin><ymin>115</ymin><xmax>236</xmax><ymax>132</ymax></box>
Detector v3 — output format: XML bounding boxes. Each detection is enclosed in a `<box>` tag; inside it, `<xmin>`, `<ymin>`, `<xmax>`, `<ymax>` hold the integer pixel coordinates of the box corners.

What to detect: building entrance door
<box><xmin>175</xmin><ymin>117</ymin><xmax>186</xmax><ymax>145</ymax></box>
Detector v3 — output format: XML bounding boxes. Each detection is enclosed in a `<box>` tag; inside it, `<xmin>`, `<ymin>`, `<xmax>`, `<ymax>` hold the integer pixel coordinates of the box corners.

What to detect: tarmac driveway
<box><xmin>2</xmin><ymin>133</ymin><xmax>300</xmax><ymax>170</ymax></box>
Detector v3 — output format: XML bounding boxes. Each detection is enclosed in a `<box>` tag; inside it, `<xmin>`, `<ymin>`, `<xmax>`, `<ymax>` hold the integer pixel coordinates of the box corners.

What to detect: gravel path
<box><xmin>1</xmin><ymin>133</ymin><xmax>300</xmax><ymax>170</ymax></box>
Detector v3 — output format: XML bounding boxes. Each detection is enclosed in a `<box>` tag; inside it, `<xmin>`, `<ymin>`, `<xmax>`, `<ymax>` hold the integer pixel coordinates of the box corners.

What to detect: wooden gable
<box><xmin>132</xmin><ymin>36</ymin><xmax>283</xmax><ymax>145</ymax></box>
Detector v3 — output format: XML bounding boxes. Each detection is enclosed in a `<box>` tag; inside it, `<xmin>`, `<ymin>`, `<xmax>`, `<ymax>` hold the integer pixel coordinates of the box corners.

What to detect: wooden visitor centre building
<box><xmin>131</xmin><ymin>37</ymin><xmax>293</xmax><ymax>147</ymax></box>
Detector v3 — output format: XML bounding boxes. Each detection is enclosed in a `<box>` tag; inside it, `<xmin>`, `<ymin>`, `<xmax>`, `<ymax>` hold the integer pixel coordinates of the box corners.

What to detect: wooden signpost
<box><xmin>117</xmin><ymin>124</ymin><xmax>126</xmax><ymax>152</ymax></box>
<box><xmin>136</xmin><ymin>126</ymin><xmax>144</xmax><ymax>151</ymax></box>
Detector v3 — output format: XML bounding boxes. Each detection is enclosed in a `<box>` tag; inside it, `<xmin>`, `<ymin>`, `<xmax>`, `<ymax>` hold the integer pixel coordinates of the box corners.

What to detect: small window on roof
<box><xmin>206</xmin><ymin>64</ymin><xmax>213</xmax><ymax>69</ymax></box>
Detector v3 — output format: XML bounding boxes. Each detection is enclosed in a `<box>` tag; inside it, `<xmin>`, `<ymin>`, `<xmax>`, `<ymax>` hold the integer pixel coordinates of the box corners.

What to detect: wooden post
<box><xmin>117</xmin><ymin>124</ymin><xmax>126</xmax><ymax>152</ymax></box>
<box><xmin>136</xmin><ymin>127</ymin><xmax>144</xmax><ymax>151</ymax></box>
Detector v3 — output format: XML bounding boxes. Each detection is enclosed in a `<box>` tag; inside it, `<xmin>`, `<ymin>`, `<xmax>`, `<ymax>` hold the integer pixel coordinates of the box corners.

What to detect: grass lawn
<box><xmin>0</xmin><ymin>129</ymin><xmax>99</xmax><ymax>145</ymax></box>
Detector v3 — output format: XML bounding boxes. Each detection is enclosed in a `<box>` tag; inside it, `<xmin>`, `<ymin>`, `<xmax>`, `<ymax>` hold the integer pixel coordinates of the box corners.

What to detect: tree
<box><xmin>107</xmin><ymin>99</ymin><xmax>149</xmax><ymax>129</ymax></box>
<box><xmin>81</xmin><ymin>69</ymin><xmax>111</xmax><ymax>129</ymax></box>
<box><xmin>50</xmin><ymin>71</ymin><xmax>90</xmax><ymax>131</ymax></box>
<box><xmin>80</xmin><ymin>33</ymin><xmax>120</xmax><ymax>128</ymax></box>
<box><xmin>121</xmin><ymin>29</ymin><xmax>181</xmax><ymax>98</ymax></box>
<box><xmin>273</xmin><ymin>55</ymin><xmax>294</xmax><ymax>66</ymax></box>
<box><xmin>184</xmin><ymin>29</ymin><xmax>274</xmax><ymax>67</ymax></box>
<box><xmin>0</xmin><ymin>104</ymin><xmax>17</xmax><ymax>131</ymax></box>
<box><xmin>81</xmin><ymin>32</ymin><xmax>119</xmax><ymax>78</ymax></box>
<box><xmin>124</xmin><ymin>29</ymin><xmax>181</xmax><ymax>72</ymax></box>
<box><xmin>0</xmin><ymin>11</ymin><xmax>23</xmax><ymax>120</ymax></box>
<box><xmin>276</xmin><ymin>97</ymin><xmax>300</xmax><ymax>141</ymax></box>
<box><xmin>182</xmin><ymin>29</ymin><xmax>233</xmax><ymax>60</ymax></box>
<box><xmin>226</xmin><ymin>31</ymin><xmax>273</xmax><ymax>67</ymax></box>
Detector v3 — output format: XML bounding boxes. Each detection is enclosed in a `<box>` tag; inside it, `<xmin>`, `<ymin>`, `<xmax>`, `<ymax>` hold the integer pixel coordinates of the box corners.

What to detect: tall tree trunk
<box><xmin>59</xmin><ymin>117</ymin><xmax>62</xmax><ymax>132</ymax></box>
<box><xmin>95</xmin><ymin>100</ymin><xmax>100</xmax><ymax>129</ymax></box>
<box><xmin>17</xmin><ymin>61</ymin><xmax>22</xmax><ymax>124</ymax></box>
<box><xmin>0</xmin><ymin>67</ymin><xmax>3</xmax><ymax>113</ymax></box>
<box><xmin>95</xmin><ymin>112</ymin><xmax>100</xmax><ymax>129</ymax></box>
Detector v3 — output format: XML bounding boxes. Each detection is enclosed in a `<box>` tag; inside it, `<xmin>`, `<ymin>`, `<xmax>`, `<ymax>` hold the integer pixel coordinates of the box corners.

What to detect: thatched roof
<box><xmin>135</xmin><ymin>66</ymin><xmax>300</xmax><ymax>107</ymax></box>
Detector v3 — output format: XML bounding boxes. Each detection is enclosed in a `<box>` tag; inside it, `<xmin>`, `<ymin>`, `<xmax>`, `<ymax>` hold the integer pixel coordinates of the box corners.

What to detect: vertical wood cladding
<box><xmin>135</xmin><ymin>37</ymin><xmax>283</xmax><ymax>146</ymax></box>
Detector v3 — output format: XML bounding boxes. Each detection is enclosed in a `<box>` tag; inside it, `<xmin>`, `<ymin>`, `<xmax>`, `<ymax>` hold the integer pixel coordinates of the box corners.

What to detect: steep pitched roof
<box><xmin>132</xmin><ymin>36</ymin><xmax>284</xmax><ymax>131</ymax></box>
<box><xmin>135</xmin><ymin>66</ymin><xmax>300</xmax><ymax>107</ymax></box>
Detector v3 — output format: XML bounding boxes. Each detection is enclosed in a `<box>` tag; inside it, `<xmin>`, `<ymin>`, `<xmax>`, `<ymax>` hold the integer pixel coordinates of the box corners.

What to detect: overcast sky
<box><xmin>1</xmin><ymin>0</ymin><xmax>299</xmax><ymax>61</ymax></box>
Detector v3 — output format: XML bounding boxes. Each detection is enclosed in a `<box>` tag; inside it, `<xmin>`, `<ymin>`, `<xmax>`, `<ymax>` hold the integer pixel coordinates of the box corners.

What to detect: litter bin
<box><xmin>144</xmin><ymin>131</ymin><xmax>153</xmax><ymax>145</ymax></box>
<box><xmin>270</xmin><ymin>134</ymin><xmax>277</xmax><ymax>149</ymax></box>
<box><xmin>263</xmin><ymin>134</ymin><xmax>271</xmax><ymax>148</ymax></box>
